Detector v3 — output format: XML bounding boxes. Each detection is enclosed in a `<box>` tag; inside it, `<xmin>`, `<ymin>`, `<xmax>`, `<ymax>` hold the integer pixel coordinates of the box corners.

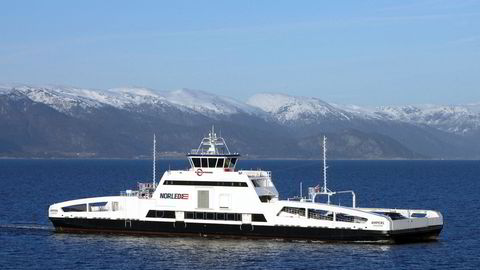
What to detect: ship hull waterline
<box><xmin>50</xmin><ymin>217</ymin><xmax>442</xmax><ymax>243</ymax></box>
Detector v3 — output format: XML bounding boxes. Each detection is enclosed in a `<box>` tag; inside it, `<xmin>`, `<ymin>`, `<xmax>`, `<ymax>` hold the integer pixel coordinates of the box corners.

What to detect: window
<box><xmin>164</xmin><ymin>180</ymin><xmax>248</xmax><ymax>187</ymax></box>
<box><xmin>336</xmin><ymin>213</ymin><xmax>368</xmax><ymax>223</ymax></box>
<box><xmin>112</xmin><ymin>202</ymin><xmax>119</xmax><ymax>211</ymax></box>
<box><xmin>201</xmin><ymin>158</ymin><xmax>208</xmax><ymax>168</ymax></box>
<box><xmin>224</xmin><ymin>158</ymin><xmax>231</xmax><ymax>168</ymax></box>
<box><xmin>216</xmin><ymin>158</ymin><xmax>224</xmax><ymax>168</ymax></box>
<box><xmin>216</xmin><ymin>213</ymin><xmax>225</xmax><ymax>220</ymax></box>
<box><xmin>185</xmin><ymin>212</ymin><xmax>194</xmax><ymax>219</ymax></box>
<box><xmin>146</xmin><ymin>210</ymin><xmax>176</xmax><ymax>218</ymax></box>
<box><xmin>192</xmin><ymin>158</ymin><xmax>200</xmax><ymax>168</ymax></box>
<box><xmin>277</xmin><ymin>207</ymin><xmax>305</xmax><ymax>217</ymax></box>
<box><xmin>62</xmin><ymin>204</ymin><xmax>87</xmax><ymax>212</ymax></box>
<box><xmin>374</xmin><ymin>212</ymin><xmax>406</xmax><ymax>220</ymax></box>
<box><xmin>230</xmin><ymin>158</ymin><xmax>237</xmax><ymax>167</ymax></box>
<box><xmin>226</xmin><ymin>213</ymin><xmax>241</xmax><ymax>221</ymax></box>
<box><xmin>184</xmin><ymin>211</ymin><xmax>242</xmax><ymax>221</ymax></box>
<box><xmin>252</xmin><ymin>214</ymin><xmax>267</xmax><ymax>222</ymax></box>
<box><xmin>208</xmin><ymin>158</ymin><xmax>217</xmax><ymax>168</ymax></box>
<box><xmin>89</xmin><ymin>202</ymin><xmax>108</xmax><ymax>212</ymax></box>
<box><xmin>308</xmin><ymin>209</ymin><xmax>333</xmax><ymax>221</ymax></box>
<box><xmin>198</xmin><ymin>190</ymin><xmax>210</xmax><ymax>209</ymax></box>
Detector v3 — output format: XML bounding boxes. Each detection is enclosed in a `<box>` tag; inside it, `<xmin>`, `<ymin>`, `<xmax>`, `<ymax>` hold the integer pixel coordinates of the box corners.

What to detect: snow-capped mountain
<box><xmin>160</xmin><ymin>88</ymin><xmax>261</xmax><ymax>115</ymax></box>
<box><xmin>248</xmin><ymin>92</ymin><xmax>480</xmax><ymax>135</ymax></box>
<box><xmin>337</xmin><ymin>103</ymin><xmax>480</xmax><ymax>134</ymax></box>
<box><xmin>0</xmin><ymin>84</ymin><xmax>259</xmax><ymax>117</ymax></box>
<box><xmin>247</xmin><ymin>93</ymin><xmax>352</xmax><ymax>124</ymax></box>
<box><xmin>373</xmin><ymin>105</ymin><xmax>480</xmax><ymax>134</ymax></box>
<box><xmin>1</xmin><ymin>84</ymin><xmax>480</xmax><ymax>159</ymax></box>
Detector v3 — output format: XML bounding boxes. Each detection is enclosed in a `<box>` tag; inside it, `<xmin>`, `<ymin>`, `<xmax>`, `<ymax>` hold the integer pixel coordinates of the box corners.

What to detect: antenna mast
<box><xmin>323</xmin><ymin>136</ymin><xmax>327</xmax><ymax>193</ymax></box>
<box><xmin>153</xmin><ymin>133</ymin><xmax>156</xmax><ymax>188</ymax></box>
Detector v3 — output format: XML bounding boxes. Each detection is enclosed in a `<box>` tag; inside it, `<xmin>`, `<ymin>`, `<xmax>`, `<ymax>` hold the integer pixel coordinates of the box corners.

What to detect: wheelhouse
<box><xmin>187</xmin><ymin>155</ymin><xmax>239</xmax><ymax>170</ymax></box>
<box><xmin>187</xmin><ymin>127</ymin><xmax>240</xmax><ymax>171</ymax></box>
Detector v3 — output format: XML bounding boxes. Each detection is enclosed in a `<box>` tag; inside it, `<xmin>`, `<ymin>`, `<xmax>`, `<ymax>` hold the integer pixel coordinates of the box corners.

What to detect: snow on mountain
<box><xmin>247</xmin><ymin>93</ymin><xmax>351</xmax><ymax>123</ymax></box>
<box><xmin>1</xmin><ymin>84</ymin><xmax>106</xmax><ymax>112</ymax></box>
<box><xmin>338</xmin><ymin>101</ymin><xmax>480</xmax><ymax>133</ymax></box>
<box><xmin>332</xmin><ymin>104</ymin><xmax>381</xmax><ymax>120</ymax></box>
<box><xmin>157</xmin><ymin>88</ymin><xmax>261</xmax><ymax>115</ymax></box>
<box><xmin>248</xmin><ymin>92</ymin><xmax>480</xmax><ymax>134</ymax></box>
<box><xmin>0</xmin><ymin>84</ymin><xmax>259</xmax><ymax>117</ymax></box>
<box><xmin>374</xmin><ymin>104</ymin><xmax>480</xmax><ymax>134</ymax></box>
<box><xmin>2</xmin><ymin>84</ymin><xmax>480</xmax><ymax>134</ymax></box>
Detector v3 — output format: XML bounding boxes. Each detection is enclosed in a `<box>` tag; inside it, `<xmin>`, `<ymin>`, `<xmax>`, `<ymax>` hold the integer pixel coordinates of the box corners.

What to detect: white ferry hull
<box><xmin>50</xmin><ymin>217</ymin><xmax>442</xmax><ymax>243</ymax></box>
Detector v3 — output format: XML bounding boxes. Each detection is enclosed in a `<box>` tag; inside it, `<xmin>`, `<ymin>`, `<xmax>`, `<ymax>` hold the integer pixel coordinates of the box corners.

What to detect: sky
<box><xmin>0</xmin><ymin>0</ymin><xmax>479</xmax><ymax>106</ymax></box>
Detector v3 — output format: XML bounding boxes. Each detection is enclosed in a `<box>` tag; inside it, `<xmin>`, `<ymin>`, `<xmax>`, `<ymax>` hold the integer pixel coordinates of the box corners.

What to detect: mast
<box><xmin>153</xmin><ymin>133</ymin><xmax>156</xmax><ymax>188</ymax></box>
<box><xmin>323</xmin><ymin>136</ymin><xmax>327</xmax><ymax>194</ymax></box>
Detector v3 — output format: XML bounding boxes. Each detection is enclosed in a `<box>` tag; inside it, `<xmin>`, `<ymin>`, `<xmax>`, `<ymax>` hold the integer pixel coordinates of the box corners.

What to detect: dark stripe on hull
<box><xmin>49</xmin><ymin>218</ymin><xmax>442</xmax><ymax>243</ymax></box>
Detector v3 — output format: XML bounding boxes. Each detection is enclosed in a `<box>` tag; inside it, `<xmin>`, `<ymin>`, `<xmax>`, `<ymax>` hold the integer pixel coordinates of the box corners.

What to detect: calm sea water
<box><xmin>0</xmin><ymin>159</ymin><xmax>479</xmax><ymax>269</ymax></box>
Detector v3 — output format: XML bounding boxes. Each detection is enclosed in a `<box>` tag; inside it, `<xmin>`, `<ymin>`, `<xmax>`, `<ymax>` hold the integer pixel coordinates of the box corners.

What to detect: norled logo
<box><xmin>159</xmin><ymin>193</ymin><xmax>189</xmax><ymax>200</ymax></box>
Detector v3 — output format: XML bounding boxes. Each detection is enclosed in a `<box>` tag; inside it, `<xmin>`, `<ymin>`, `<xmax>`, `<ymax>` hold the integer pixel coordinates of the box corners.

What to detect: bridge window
<box><xmin>192</xmin><ymin>158</ymin><xmax>200</xmax><ymax>168</ymax></box>
<box><xmin>208</xmin><ymin>158</ymin><xmax>217</xmax><ymax>168</ymax></box>
<box><xmin>201</xmin><ymin>158</ymin><xmax>208</xmax><ymax>168</ymax></box>
<box><xmin>230</xmin><ymin>158</ymin><xmax>237</xmax><ymax>167</ymax></box>
<box><xmin>216</xmin><ymin>158</ymin><xmax>224</xmax><ymax>168</ymax></box>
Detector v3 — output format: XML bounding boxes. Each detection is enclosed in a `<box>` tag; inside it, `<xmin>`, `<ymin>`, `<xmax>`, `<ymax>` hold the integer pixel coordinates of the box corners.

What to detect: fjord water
<box><xmin>0</xmin><ymin>159</ymin><xmax>479</xmax><ymax>269</ymax></box>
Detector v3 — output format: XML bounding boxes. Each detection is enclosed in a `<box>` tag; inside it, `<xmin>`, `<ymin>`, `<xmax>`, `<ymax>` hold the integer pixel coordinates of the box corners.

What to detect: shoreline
<box><xmin>0</xmin><ymin>156</ymin><xmax>479</xmax><ymax>161</ymax></box>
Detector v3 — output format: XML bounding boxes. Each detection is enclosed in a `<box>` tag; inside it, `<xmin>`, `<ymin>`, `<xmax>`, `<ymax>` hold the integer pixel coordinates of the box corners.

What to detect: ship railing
<box><xmin>241</xmin><ymin>170</ymin><xmax>271</xmax><ymax>178</ymax></box>
<box><xmin>120</xmin><ymin>190</ymin><xmax>153</xmax><ymax>199</ymax></box>
<box><xmin>358</xmin><ymin>208</ymin><xmax>440</xmax><ymax>219</ymax></box>
<box><xmin>120</xmin><ymin>183</ymin><xmax>154</xmax><ymax>199</ymax></box>
<box><xmin>241</xmin><ymin>171</ymin><xmax>274</xmax><ymax>187</ymax></box>
<box><xmin>254</xmin><ymin>186</ymin><xmax>279</xmax><ymax>197</ymax></box>
<box><xmin>120</xmin><ymin>190</ymin><xmax>139</xmax><ymax>197</ymax></box>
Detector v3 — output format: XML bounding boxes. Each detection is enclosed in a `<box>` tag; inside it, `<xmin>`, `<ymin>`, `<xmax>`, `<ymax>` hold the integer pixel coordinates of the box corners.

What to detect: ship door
<box><xmin>219</xmin><ymin>193</ymin><xmax>231</xmax><ymax>209</ymax></box>
<box><xmin>242</xmin><ymin>214</ymin><xmax>252</xmax><ymax>224</ymax></box>
<box><xmin>197</xmin><ymin>190</ymin><xmax>210</xmax><ymax>209</ymax></box>
<box><xmin>241</xmin><ymin>214</ymin><xmax>253</xmax><ymax>232</ymax></box>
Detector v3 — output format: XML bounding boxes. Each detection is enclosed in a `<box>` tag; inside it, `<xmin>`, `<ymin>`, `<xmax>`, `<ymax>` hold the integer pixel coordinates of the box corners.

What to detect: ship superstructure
<box><xmin>49</xmin><ymin>128</ymin><xmax>443</xmax><ymax>242</ymax></box>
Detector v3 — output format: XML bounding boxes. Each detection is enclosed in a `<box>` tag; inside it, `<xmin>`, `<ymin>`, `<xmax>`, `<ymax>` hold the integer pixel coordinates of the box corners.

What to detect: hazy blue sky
<box><xmin>1</xmin><ymin>1</ymin><xmax>479</xmax><ymax>105</ymax></box>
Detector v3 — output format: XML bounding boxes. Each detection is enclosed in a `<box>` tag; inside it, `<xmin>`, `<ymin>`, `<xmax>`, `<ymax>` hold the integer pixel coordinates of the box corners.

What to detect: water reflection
<box><xmin>43</xmin><ymin>232</ymin><xmax>442</xmax><ymax>269</ymax></box>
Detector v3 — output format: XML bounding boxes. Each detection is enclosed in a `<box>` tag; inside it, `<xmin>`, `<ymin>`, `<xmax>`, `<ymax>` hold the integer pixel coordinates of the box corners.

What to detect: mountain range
<box><xmin>1</xmin><ymin>84</ymin><xmax>479</xmax><ymax>159</ymax></box>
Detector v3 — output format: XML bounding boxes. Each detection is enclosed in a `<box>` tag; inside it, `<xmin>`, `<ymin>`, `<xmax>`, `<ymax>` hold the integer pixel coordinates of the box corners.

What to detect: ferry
<box><xmin>49</xmin><ymin>128</ymin><xmax>443</xmax><ymax>242</ymax></box>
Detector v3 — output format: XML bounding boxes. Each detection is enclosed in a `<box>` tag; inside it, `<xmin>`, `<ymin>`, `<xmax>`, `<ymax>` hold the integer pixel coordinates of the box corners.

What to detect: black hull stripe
<box><xmin>50</xmin><ymin>218</ymin><xmax>442</xmax><ymax>243</ymax></box>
